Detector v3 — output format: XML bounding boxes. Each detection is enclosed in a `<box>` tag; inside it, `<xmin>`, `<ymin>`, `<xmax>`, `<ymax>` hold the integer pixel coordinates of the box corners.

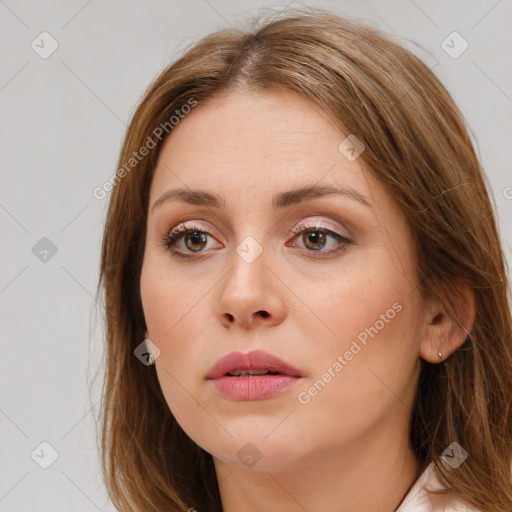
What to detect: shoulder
<box><xmin>396</xmin><ymin>462</ymin><xmax>481</xmax><ymax>512</ymax></box>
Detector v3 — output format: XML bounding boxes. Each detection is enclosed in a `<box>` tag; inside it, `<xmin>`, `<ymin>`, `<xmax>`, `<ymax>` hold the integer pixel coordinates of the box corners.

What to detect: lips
<box><xmin>207</xmin><ymin>350</ymin><xmax>303</xmax><ymax>401</ymax></box>
<box><xmin>207</xmin><ymin>350</ymin><xmax>303</xmax><ymax>379</ymax></box>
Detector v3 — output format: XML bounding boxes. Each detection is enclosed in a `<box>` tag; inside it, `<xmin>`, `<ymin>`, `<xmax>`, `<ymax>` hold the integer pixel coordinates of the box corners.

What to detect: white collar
<box><xmin>396</xmin><ymin>462</ymin><xmax>479</xmax><ymax>512</ymax></box>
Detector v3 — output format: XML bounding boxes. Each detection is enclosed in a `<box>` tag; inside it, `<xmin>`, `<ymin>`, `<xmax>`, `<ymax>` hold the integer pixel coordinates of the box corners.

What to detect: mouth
<box><xmin>225</xmin><ymin>369</ymin><xmax>285</xmax><ymax>377</ymax></box>
<box><xmin>207</xmin><ymin>350</ymin><xmax>303</xmax><ymax>401</ymax></box>
<box><xmin>207</xmin><ymin>349</ymin><xmax>303</xmax><ymax>379</ymax></box>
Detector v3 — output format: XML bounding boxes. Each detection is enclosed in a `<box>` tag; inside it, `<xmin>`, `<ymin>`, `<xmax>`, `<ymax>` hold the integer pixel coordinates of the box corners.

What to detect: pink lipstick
<box><xmin>207</xmin><ymin>350</ymin><xmax>303</xmax><ymax>400</ymax></box>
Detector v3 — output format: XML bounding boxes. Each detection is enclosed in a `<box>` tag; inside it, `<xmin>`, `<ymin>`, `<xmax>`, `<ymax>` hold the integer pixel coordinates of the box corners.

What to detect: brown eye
<box><xmin>161</xmin><ymin>222</ymin><xmax>220</xmax><ymax>259</ymax></box>
<box><xmin>287</xmin><ymin>224</ymin><xmax>353</xmax><ymax>258</ymax></box>
<box><xmin>183</xmin><ymin>231</ymin><xmax>208</xmax><ymax>252</ymax></box>
<box><xmin>302</xmin><ymin>230</ymin><xmax>327</xmax><ymax>250</ymax></box>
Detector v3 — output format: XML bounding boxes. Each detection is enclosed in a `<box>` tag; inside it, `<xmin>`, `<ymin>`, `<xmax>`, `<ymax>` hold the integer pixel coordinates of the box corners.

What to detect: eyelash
<box><xmin>159</xmin><ymin>221</ymin><xmax>353</xmax><ymax>260</ymax></box>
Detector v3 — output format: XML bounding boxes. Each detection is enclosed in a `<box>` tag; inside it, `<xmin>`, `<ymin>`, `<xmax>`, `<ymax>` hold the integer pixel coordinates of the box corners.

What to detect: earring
<box><xmin>438</xmin><ymin>351</ymin><xmax>443</xmax><ymax>359</ymax></box>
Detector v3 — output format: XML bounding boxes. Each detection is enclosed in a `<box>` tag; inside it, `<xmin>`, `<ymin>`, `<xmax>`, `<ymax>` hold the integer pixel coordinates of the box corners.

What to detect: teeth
<box><xmin>229</xmin><ymin>369</ymin><xmax>271</xmax><ymax>377</ymax></box>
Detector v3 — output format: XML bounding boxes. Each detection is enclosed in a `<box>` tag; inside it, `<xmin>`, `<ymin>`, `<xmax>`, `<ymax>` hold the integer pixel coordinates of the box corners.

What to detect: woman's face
<box><xmin>140</xmin><ymin>89</ymin><xmax>427</xmax><ymax>473</ymax></box>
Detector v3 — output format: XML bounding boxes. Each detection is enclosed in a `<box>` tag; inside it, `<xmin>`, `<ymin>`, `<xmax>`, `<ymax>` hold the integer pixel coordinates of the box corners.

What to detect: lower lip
<box><xmin>210</xmin><ymin>375</ymin><xmax>301</xmax><ymax>400</ymax></box>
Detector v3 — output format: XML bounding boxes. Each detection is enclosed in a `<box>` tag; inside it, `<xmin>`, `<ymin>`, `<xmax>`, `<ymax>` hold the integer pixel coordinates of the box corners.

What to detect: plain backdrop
<box><xmin>1</xmin><ymin>1</ymin><xmax>511</xmax><ymax>510</ymax></box>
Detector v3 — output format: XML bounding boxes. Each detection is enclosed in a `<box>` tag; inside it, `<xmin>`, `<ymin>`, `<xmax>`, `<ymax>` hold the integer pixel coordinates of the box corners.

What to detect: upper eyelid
<box><xmin>291</xmin><ymin>219</ymin><xmax>348</xmax><ymax>236</ymax></box>
<box><xmin>168</xmin><ymin>216</ymin><xmax>350</xmax><ymax>237</ymax></box>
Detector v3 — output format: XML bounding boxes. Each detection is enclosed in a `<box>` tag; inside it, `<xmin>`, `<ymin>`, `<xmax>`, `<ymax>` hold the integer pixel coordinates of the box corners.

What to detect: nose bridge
<box><xmin>214</xmin><ymin>233</ymin><xmax>286</xmax><ymax>328</ymax></box>
<box><xmin>225</xmin><ymin>234</ymin><xmax>269</xmax><ymax>299</ymax></box>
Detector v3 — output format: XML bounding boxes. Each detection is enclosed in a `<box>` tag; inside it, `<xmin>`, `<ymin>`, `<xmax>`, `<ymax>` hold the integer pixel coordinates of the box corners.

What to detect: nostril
<box><xmin>257</xmin><ymin>311</ymin><xmax>269</xmax><ymax>318</ymax></box>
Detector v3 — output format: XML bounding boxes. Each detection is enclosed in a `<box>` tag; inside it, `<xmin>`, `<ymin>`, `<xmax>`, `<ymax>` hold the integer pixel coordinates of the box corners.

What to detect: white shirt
<box><xmin>397</xmin><ymin>462</ymin><xmax>479</xmax><ymax>511</ymax></box>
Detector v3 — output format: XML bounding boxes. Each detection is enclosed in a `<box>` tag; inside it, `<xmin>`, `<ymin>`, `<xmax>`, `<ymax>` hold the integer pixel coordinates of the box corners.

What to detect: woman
<box><xmin>97</xmin><ymin>8</ymin><xmax>512</xmax><ymax>512</ymax></box>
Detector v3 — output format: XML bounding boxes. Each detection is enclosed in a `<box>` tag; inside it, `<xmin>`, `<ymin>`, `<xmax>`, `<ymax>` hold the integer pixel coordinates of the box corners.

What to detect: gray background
<box><xmin>1</xmin><ymin>0</ymin><xmax>511</xmax><ymax>510</ymax></box>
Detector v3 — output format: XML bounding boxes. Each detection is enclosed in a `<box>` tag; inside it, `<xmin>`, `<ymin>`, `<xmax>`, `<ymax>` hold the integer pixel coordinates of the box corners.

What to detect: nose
<box><xmin>214</xmin><ymin>243</ymin><xmax>286</xmax><ymax>329</ymax></box>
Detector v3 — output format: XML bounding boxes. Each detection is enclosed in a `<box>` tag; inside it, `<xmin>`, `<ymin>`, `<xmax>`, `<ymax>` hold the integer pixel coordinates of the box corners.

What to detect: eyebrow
<box><xmin>151</xmin><ymin>184</ymin><xmax>372</xmax><ymax>211</ymax></box>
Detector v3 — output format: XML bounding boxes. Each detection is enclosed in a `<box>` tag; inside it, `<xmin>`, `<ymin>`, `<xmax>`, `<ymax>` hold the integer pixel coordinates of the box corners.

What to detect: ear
<box><xmin>419</xmin><ymin>279</ymin><xmax>475</xmax><ymax>363</ymax></box>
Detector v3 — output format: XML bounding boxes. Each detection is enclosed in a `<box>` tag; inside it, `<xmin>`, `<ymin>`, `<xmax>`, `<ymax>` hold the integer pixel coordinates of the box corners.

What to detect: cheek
<box><xmin>292</xmin><ymin>299</ymin><xmax>421</xmax><ymax>447</ymax></box>
<box><xmin>302</xmin><ymin>254</ymin><xmax>414</xmax><ymax>347</ymax></box>
<box><xmin>297</xmin><ymin>249</ymin><xmax>422</xmax><ymax>406</ymax></box>
<box><xmin>142</xmin><ymin>285</ymin><xmax>206</xmax><ymax>373</ymax></box>
<box><xmin>140</xmin><ymin>257</ymin><xmax>213</xmax><ymax>375</ymax></box>
<box><xmin>141</xmin><ymin>256</ymin><xmax>198</xmax><ymax>338</ymax></box>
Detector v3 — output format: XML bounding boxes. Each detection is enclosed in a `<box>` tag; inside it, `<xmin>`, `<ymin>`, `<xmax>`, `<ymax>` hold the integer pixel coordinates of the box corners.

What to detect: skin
<box><xmin>140</xmin><ymin>89</ymin><xmax>474</xmax><ymax>511</ymax></box>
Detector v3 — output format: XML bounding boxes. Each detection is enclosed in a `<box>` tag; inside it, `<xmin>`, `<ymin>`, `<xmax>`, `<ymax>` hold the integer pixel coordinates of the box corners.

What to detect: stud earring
<box><xmin>438</xmin><ymin>351</ymin><xmax>443</xmax><ymax>359</ymax></box>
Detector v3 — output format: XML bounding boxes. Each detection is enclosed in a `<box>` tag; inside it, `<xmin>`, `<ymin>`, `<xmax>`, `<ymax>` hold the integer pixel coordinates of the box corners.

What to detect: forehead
<box><xmin>150</xmin><ymin>90</ymin><xmax>375</xmax><ymax>206</ymax></box>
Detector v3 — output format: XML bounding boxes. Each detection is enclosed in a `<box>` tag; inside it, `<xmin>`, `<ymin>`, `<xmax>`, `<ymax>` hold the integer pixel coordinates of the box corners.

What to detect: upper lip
<box><xmin>207</xmin><ymin>350</ymin><xmax>303</xmax><ymax>379</ymax></box>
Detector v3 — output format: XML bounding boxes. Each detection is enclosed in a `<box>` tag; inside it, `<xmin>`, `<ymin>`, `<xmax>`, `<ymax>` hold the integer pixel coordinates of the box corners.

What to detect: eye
<box><xmin>160</xmin><ymin>222</ymin><xmax>220</xmax><ymax>259</ymax></box>
<box><xmin>286</xmin><ymin>222</ymin><xmax>353</xmax><ymax>257</ymax></box>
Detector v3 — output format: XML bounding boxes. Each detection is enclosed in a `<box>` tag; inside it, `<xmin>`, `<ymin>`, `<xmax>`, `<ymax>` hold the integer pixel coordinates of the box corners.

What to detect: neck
<box><xmin>214</xmin><ymin>426</ymin><xmax>420</xmax><ymax>512</ymax></box>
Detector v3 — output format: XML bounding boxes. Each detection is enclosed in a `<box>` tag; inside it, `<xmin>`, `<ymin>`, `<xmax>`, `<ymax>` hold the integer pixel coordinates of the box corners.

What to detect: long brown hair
<box><xmin>96</xmin><ymin>8</ymin><xmax>512</xmax><ymax>511</ymax></box>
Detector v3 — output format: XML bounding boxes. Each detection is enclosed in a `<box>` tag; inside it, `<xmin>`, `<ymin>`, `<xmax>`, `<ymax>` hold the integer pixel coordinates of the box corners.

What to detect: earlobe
<box><xmin>419</xmin><ymin>281</ymin><xmax>475</xmax><ymax>363</ymax></box>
